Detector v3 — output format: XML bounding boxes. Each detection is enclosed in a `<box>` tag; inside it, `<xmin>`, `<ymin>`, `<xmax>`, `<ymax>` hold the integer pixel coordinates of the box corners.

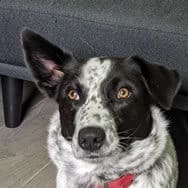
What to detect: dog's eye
<box><xmin>67</xmin><ymin>90</ymin><xmax>80</xmax><ymax>100</ymax></box>
<box><xmin>117</xmin><ymin>88</ymin><xmax>130</xmax><ymax>99</ymax></box>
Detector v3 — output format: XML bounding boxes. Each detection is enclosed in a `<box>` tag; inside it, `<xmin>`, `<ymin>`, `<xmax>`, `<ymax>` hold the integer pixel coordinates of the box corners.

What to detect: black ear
<box><xmin>21</xmin><ymin>29</ymin><xmax>77</xmax><ymax>97</ymax></box>
<box><xmin>131</xmin><ymin>56</ymin><xmax>182</xmax><ymax>110</ymax></box>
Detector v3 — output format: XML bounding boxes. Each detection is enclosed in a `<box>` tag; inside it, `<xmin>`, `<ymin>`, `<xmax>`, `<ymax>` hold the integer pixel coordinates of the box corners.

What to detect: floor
<box><xmin>0</xmin><ymin>81</ymin><xmax>57</xmax><ymax>188</ymax></box>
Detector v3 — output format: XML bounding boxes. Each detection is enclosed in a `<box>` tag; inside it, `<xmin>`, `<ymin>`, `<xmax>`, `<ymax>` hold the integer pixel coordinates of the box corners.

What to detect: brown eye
<box><xmin>117</xmin><ymin>88</ymin><xmax>130</xmax><ymax>99</ymax></box>
<box><xmin>67</xmin><ymin>90</ymin><xmax>80</xmax><ymax>100</ymax></box>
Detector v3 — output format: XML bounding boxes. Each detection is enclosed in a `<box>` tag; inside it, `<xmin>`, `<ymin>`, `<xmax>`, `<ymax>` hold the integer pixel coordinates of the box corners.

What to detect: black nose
<box><xmin>78</xmin><ymin>127</ymin><xmax>105</xmax><ymax>151</ymax></box>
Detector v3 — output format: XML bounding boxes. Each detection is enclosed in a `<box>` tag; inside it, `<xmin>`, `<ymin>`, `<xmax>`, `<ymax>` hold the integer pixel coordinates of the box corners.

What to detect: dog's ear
<box><xmin>131</xmin><ymin>56</ymin><xmax>181</xmax><ymax>110</ymax></box>
<box><xmin>21</xmin><ymin>29</ymin><xmax>77</xmax><ymax>97</ymax></box>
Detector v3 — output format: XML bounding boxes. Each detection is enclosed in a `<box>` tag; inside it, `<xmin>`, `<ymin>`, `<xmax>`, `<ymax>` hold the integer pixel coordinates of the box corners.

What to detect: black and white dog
<box><xmin>21</xmin><ymin>29</ymin><xmax>181</xmax><ymax>188</ymax></box>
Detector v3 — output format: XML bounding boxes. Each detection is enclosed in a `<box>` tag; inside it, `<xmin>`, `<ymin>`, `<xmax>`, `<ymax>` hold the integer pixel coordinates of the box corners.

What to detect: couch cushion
<box><xmin>0</xmin><ymin>0</ymin><xmax>187</xmax><ymax>93</ymax></box>
<box><xmin>0</xmin><ymin>0</ymin><xmax>187</xmax><ymax>34</ymax></box>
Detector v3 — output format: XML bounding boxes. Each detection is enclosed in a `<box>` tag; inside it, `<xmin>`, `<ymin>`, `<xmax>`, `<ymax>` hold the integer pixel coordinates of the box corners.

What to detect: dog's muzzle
<box><xmin>78</xmin><ymin>127</ymin><xmax>106</xmax><ymax>152</ymax></box>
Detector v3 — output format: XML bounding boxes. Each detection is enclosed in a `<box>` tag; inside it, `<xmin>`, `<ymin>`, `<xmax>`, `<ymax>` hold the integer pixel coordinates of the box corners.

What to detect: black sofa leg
<box><xmin>1</xmin><ymin>76</ymin><xmax>23</xmax><ymax>128</ymax></box>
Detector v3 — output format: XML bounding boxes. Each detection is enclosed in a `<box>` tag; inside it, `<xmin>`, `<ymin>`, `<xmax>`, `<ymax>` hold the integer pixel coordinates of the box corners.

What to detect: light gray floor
<box><xmin>0</xmin><ymin>81</ymin><xmax>57</xmax><ymax>188</ymax></box>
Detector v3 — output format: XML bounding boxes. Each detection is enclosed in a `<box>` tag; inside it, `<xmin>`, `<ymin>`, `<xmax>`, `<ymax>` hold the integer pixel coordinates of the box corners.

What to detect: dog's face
<box><xmin>21</xmin><ymin>30</ymin><xmax>181</xmax><ymax>162</ymax></box>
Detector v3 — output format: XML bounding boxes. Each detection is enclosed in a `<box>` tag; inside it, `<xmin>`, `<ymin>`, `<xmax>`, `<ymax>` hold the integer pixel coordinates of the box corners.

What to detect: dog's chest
<box><xmin>56</xmin><ymin>149</ymin><xmax>177</xmax><ymax>188</ymax></box>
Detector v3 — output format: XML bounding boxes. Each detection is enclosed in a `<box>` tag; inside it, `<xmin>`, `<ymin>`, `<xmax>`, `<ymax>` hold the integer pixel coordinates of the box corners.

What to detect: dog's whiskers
<box><xmin>119</xmin><ymin>136</ymin><xmax>142</xmax><ymax>140</ymax></box>
<box><xmin>124</xmin><ymin>123</ymin><xmax>143</xmax><ymax>138</ymax></box>
<box><xmin>118</xmin><ymin>129</ymin><xmax>134</xmax><ymax>134</ymax></box>
<box><xmin>117</xmin><ymin>142</ymin><xmax>128</xmax><ymax>151</ymax></box>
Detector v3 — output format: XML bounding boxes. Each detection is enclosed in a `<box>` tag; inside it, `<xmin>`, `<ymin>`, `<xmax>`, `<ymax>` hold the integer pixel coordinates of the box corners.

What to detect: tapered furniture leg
<box><xmin>1</xmin><ymin>76</ymin><xmax>23</xmax><ymax>128</ymax></box>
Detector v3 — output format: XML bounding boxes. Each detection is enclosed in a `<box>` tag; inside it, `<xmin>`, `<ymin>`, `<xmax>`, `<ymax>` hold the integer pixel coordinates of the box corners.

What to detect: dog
<box><xmin>21</xmin><ymin>29</ymin><xmax>181</xmax><ymax>188</ymax></box>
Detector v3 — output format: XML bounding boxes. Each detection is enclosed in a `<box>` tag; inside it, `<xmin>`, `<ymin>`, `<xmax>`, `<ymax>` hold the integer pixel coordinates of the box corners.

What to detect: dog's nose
<box><xmin>78</xmin><ymin>127</ymin><xmax>105</xmax><ymax>151</ymax></box>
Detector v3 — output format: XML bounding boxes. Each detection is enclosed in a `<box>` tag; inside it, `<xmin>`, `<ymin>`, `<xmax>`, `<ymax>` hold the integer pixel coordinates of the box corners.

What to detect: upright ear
<box><xmin>131</xmin><ymin>56</ymin><xmax>182</xmax><ymax>110</ymax></box>
<box><xmin>21</xmin><ymin>29</ymin><xmax>77</xmax><ymax>97</ymax></box>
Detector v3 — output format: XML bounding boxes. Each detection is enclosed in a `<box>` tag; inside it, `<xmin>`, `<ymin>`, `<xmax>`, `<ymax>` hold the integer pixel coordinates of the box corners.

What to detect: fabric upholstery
<box><xmin>0</xmin><ymin>0</ymin><xmax>188</xmax><ymax>93</ymax></box>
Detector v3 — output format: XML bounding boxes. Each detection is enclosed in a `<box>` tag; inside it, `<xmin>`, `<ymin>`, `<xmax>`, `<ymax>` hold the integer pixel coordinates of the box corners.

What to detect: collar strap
<box><xmin>97</xmin><ymin>174</ymin><xmax>134</xmax><ymax>188</ymax></box>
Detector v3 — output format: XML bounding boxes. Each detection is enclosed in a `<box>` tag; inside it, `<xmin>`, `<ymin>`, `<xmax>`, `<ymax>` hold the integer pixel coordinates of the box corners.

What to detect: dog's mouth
<box><xmin>76</xmin><ymin>148</ymin><xmax>120</xmax><ymax>163</ymax></box>
<box><xmin>82</xmin><ymin>153</ymin><xmax>106</xmax><ymax>159</ymax></box>
<box><xmin>82</xmin><ymin>154</ymin><xmax>108</xmax><ymax>163</ymax></box>
<box><xmin>87</xmin><ymin>154</ymin><xmax>100</xmax><ymax>159</ymax></box>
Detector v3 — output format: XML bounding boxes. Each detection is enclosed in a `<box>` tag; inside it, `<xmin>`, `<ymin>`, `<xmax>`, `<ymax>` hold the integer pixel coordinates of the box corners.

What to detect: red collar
<box><xmin>97</xmin><ymin>174</ymin><xmax>134</xmax><ymax>188</ymax></box>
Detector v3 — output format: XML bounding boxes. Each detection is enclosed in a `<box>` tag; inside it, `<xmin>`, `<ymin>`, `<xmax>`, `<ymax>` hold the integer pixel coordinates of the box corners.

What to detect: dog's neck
<box><xmin>48</xmin><ymin>106</ymin><xmax>168</xmax><ymax>186</ymax></box>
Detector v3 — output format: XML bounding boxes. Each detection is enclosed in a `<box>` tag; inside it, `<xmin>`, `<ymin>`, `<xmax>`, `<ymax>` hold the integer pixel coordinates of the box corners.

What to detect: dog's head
<box><xmin>21</xmin><ymin>29</ymin><xmax>181</xmax><ymax>163</ymax></box>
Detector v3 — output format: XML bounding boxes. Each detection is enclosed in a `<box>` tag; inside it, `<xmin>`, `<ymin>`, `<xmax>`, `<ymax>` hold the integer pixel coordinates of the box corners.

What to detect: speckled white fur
<box><xmin>72</xmin><ymin>58</ymin><xmax>118</xmax><ymax>159</ymax></box>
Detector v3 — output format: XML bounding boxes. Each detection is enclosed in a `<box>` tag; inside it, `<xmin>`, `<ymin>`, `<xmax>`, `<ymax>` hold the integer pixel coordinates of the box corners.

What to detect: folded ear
<box><xmin>131</xmin><ymin>56</ymin><xmax>182</xmax><ymax>110</ymax></box>
<box><xmin>21</xmin><ymin>29</ymin><xmax>77</xmax><ymax>97</ymax></box>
